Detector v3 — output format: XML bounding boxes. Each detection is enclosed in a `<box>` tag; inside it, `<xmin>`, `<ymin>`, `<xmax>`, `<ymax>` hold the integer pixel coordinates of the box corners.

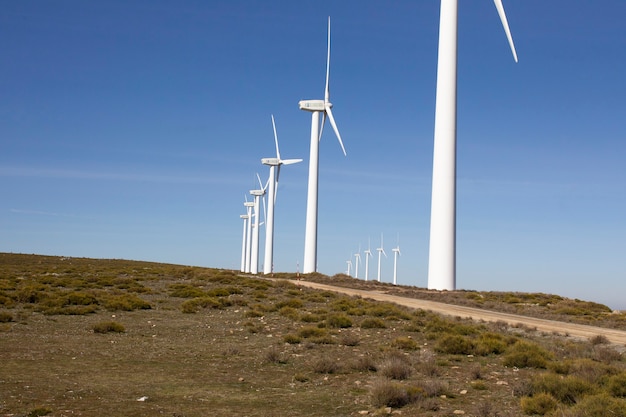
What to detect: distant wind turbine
<box><xmin>249</xmin><ymin>175</ymin><xmax>267</xmax><ymax>275</ymax></box>
<box><xmin>353</xmin><ymin>246</ymin><xmax>361</xmax><ymax>279</ymax></box>
<box><xmin>392</xmin><ymin>234</ymin><xmax>401</xmax><ymax>285</ymax></box>
<box><xmin>239</xmin><ymin>213</ymin><xmax>249</xmax><ymax>272</ymax></box>
<box><xmin>300</xmin><ymin>16</ymin><xmax>347</xmax><ymax>274</ymax></box>
<box><xmin>243</xmin><ymin>198</ymin><xmax>255</xmax><ymax>273</ymax></box>
<box><xmin>363</xmin><ymin>238</ymin><xmax>373</xmax><ymax>281</ymax></box>
<box><xmin>428</xmin><ymin>0</ymin><xmax>518</xmax><ymax>291</ymax></box>
<box><xmin>261</xmin><ymin>115</ymin><xmax>302</xmax><ymax>275</ymax></box>
<box><xmin>376</xmin><ymin>233</ymin><xmax>386</xmax><ymax>282</ymax></box>
<box><xmin>346</xmin><ymin>258</ymin><xmax>352</xmax><ymax>277</ymax></box>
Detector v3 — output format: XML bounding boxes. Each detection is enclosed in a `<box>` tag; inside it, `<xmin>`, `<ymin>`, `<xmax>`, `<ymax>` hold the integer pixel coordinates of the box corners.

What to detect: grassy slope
<box><xmin>1</xmin><ymin>253</ymin><xmax>625</xmax><ymax>417</ymax></box>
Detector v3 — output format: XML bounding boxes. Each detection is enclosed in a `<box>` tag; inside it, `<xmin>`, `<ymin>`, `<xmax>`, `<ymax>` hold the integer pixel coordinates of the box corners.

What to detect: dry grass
<box><xmin>1</xmin><ymin>253</ymin><xmax>625</xmax><ymax>417</ymax></box>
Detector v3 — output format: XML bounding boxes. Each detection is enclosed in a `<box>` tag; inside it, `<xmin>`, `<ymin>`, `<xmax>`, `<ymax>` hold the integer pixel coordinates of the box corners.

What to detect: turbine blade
<box><xmin>274</xmin><ymin>166</ymin><xmax>280</xmax><ymax>205</ymax></box>
<box><xmin>271</xmin><ymin>114</ymin><xmax>281</xmax><ymax>160</ymax></box>
<box><xmin>325</xmin><ymin>105</ymin><xmax>346</xmax><ymax>156</ymax></box>
<box><xmin>493</xmin><ymin>0</ymin><xmax>518</xmax><ymax>62</ymax></box>
<box><xmin>281</xmin><ymin>158</ymin><xmax>303</xmax><ymax>165</ymax></box>
<box><xmin>318</xmin><ymin>112</ymin><xmax>326</xmax><ymax>142</ymax></box>
<box><xmin>325</xmin><ymin>16</ymin><xmax>331</xmax><ymax>103</ymax></box>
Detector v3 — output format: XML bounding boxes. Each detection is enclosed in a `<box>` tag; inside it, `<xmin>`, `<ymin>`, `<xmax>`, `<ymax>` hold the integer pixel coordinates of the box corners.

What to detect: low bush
<box><xmin>607</xmin><ymin>372</ymin><xmax>626</xmax><ymax>397</ymax></box>
<box><xmin>297</xmin><ymin>326</ymin><xmax>327</xmax><ymax>339</ymax></box>
<box><xmin>560</xmin><ymin>393</ymin><xmax>626</xmax><ymax>417</ymax></box>
<box><xmin>520</xmin><ymin>393</ymin><xmax>557</xmax><ymax>415</ymax></box>
<box><xmin>435</xmin><ymin>334</ymin><xmax>475</xmax><ymax>355</ymax></box>
<box><xmin>502</xmin><ymin>341</ymin><xmax>552</xmax><ymax>369</ymax></box>
<box><xmin>0</xmin><ymin>312</ymin><xmax>14</xmax><ymax>323</ymax></box>
<box><xmin>380</xmin><ymin>355</ymin><xmax>412</xmax><ymax>380</ymax></box>
<box><xmin>283</xmin><ymin>334</ymin><xmax>301</xmax><ymax>344</ymax></box>
<box><xmin>312</xmin><ymin>357</ymin><xmax>340</xmax><ymax>374</ymax></box>
<box><xmin>326</xmin><ymin>313</ymin><xmax>352</xmax><ymax>328</ymax></box>
<box><xmin>92</xmin><ymin>321</ymin><xmax>125</xmax><ymax>334</ymax></box>
<box><xmin>530</xmin><ymin>372</ymin><xmax>596</xmax><ymax>405</ymax></box>
<box><xmin>391</xmin><ymin>336</ymin><xmax>419</xmax><ymax>351</ymax></box>
<box><xmin>360</xmin><ymin>317</ymin><xmax>386</xmax><ymax>329</ymax></box>
<box><xmin>370</xmin><ymin>379</ymin><xmax>420</xmax><ymax>408</ymax></box>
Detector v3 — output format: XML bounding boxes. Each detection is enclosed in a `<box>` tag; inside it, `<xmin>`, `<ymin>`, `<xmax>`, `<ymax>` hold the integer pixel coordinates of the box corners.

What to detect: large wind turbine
<box><xmin>249</xmin><ymin>175</ymin><xmax>267</xmax><ymax>275</ymax></box>
<box><xmin>262</xmin><ymin>115</ymin><xmax>303</xmax><ymax>275</ymax></box>
<box><xmin>364</xmin><ymin>238</ymin><xmax>373</xmax><ymax>281</ymax></box>
<box><xmin>428</xmin><ymin>0</ymin><xmax>518</xmax><ymax>291</ymax></box>
<box><xmin>376</xmin><ymin>233</ymin><xmax>386</xmax><ymax>282</ymax></box>
<box><xmin>300</xmin><ymin>16</ymin><xmax>346</xmax><ymax>274</ymax></box>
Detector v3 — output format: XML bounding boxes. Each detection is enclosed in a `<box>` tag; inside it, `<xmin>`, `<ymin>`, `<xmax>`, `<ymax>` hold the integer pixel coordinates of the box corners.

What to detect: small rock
<box><xmin>384</xmin><ymin>407</ymin><xmax>392</xmax><ymax>414</ymax></box>
<box><xmin>496</xmin><ymin>380</ymin><xmax>508</xmax><ymax>385</ymax></box>
<box><xmin>453</xmin><ymin>410</ymin><xmax>465</xmax><ymax>415</ymax></box>
<box><xmin>238</xmin><ymin>377</ymin><xmax>245</xmax><ymax>382</ymax></box>
<box><xmin>136</xmin><ymin>396</ymin><xmax>148</xmax><ymax>402</ymax></box>
<box><xmin>358</xmin><ymin>411</ymin><xmax>369</xmax><ymax>415</ymax></box>
<box><xmin>460</xmin><ymin>389</ymin><xmax>467</xmax><ymax>395</ymax></box>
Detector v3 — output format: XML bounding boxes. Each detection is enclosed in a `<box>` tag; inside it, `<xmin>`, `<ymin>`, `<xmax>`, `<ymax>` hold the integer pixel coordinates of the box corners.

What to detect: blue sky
<box><xmin>2</xmin><ymin>1</ymin><xmax>625</xmax><ymax>309</ymax></box>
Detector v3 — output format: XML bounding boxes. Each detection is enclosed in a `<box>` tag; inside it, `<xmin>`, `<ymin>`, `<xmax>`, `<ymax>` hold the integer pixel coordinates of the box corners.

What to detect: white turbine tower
<box><xmin>428</xmin><ymin>0</ymin><xmax>518</xmax><ymax>291</ymax></box>
<box><xmin>300</xmin><ymin>16</ymin><xmax>346</xmax><ymax>274</ymax></box>
<box><xmin>354</xmin><ymin>246</ymin><xmax>361</xmax><ymax>279</ymax></box>
<box><xmin>262</xmin><ymin>115</ymin><xmax>303</xmax><ymax>275</ymax></box>
<box><xmin>392</xmin><ymin>235</ymin><xmax>401</xmax><ymax>285</ymax></box>
<box><xmin>249</xmin><ymin>175</ymin><xmax>267</xmax><ymax>275</ymax></box>
<box><xmin>376</xmin><ymin>233</ymin><xmax>386</xmax><ymax>282</ymax></box>
<box><xmin>363</xmin><ymin>238</ymin><xmax>373</xmax><ymax>281</ymax></box>
<box><xmin>346</xmin><ymin>259</ymin><xmax>352</xmax><ymax>277</ymax></box>
<box><xmin>243</xmin><ymin>198</ymin><xmax>255</xmax><ymax>273</ymax></box>
<box><xmin>239</xmin><ymin>213</ymin><xmax>249</xmax><ymax>272</ymax></box>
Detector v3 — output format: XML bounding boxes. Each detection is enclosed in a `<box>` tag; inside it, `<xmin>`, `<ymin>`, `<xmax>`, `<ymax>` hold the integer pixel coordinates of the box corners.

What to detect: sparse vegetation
<box><xmin>1</xmin><ymin>253</ymin><xmax>625</xmax><ymax>417</ymax></box>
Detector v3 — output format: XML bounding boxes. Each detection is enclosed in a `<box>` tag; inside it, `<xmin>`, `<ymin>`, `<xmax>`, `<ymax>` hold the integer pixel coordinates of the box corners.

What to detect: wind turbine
<box><xmin>346</xmin><ymin>258</ymin><xmax>352</xmax><ymax>277</ymax></box>
<box><xmin>243</xmin><ymin>198</ymin><xmax>255</xmax><ymax>273</ymax></box>
<box><xmin>300</xmin><ymin>16</ymin><xmax>346</xmax><ymax>274</ymax></box>
<box><xmin>392</xmin><ymin>235</ymin><xmax>401</xmax><ymax>285</ymax></box>
<box><xmin>428</xmin><ymin>0</ymin><xmax>518</xmax><ymax>291</ymax></box>
<box><xmin>363</xmin><ymin>238</ymin><xmax>373</xmax><ymax>281</ymax></box>
<box><xmin>249</xmin><ymin>175</ymin><xmax>267</xmax><ymax>275</ymax></box>
<box><xmin>353</xmin><ymin>246</ymin><xmax>361</xmax><ymax>279</ymax></box>
<box><xmin>376</xmin><ymin>233</ymin><xmax>386</xmax><ymax>282</ymax></box>
<box><xmin>239</xmin><ymin>213</ymin><xmax>249</xmax><ymax>272</ymax></box>
<box><xmin>261</xmin><ymin>115</ymin><xmax>303</xmax><ymax>275</ymax></box>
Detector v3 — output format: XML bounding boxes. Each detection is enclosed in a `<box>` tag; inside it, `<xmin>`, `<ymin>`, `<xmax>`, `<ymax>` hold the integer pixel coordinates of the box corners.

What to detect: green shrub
<box><xmin>276</xmin><ymin>298</ymin><xmax>303</xmax><ymax>309</ymax></box>
<box><xmin>181</xmin><ymin>296</ymin><xmax>226</xmax><ymax>313</ymax></box>
<box><xmin>474</xmin><ymin>332</ymin><xmax>508</xmax><ymax>355</ymax></box>
<box><xmin>327</xmin><ymin>313</ymin><xmax>352</xmax><ymax>328</ymax></box>
<box><xmin>435</xmin><ymin>334</ymin><xmax>475</xmax><ymax>355</ymax></box>
<box><xmin>102</xmin><ymin>294</ymin><xmax>151</xmax><ymax>311</ymax></box>
<box><xmin>66</xmin><ymin>291</ymin><xmax>98</xmax><ymax>306</ymax></box>
<box><xmin>503</xmin><ymin>341</ymin><xmax>551</xmax><ymax>369</ymax></box>
<box><xmin>607</xmin><ymin>372</ymin><xmax>626</xmax><ymax>397</ymax></box>
<box><xmin>530</xmin><ymin>373</ymin><xmax>596</xmax><ymax>405</ymax></box>
<box><xmin>340</xmin><ymin>332</ymin><xmax>360</xmax><ymax>347</ymax></box>
<box><xmin>360</xmin><ymin>317</ymin><xmax>386</xmax><ymax>329</ymax></box>
<box><xmin>391</xmin><ymin>336</ymin><xmax>419</xmax><ymax>351</ymax></box>
<box><xmin>561</xmin><ymin>393</ymin><xmax>626</xmax><ymax>417</ymax></box>
<box><xmin>27</xmin><ymin>407</ymin><xmax>52</xmax><ymax>417</ymax></box>
<box><xmin>520</xmin><ymin>393</ymin><xmax>557</xmax><ymax>415</ymax></box>
<box><xmin>297</xmin><ymin>326</ymin><xmax>327</xmax><ymax>339</ymax></box>
<box><xmin>278</xmin><ymin>306</ymin><xmax>300</xmax><ymax>321</ymax></box>
<box><xmin>92</xmin><ymin>321</ymin><xmax>125</xmax><ymax>334</ymax></box>
<box><xmin>283</xmin><ymin>334</ymin><xmax>301</xmax><ymax>344</ymax></box>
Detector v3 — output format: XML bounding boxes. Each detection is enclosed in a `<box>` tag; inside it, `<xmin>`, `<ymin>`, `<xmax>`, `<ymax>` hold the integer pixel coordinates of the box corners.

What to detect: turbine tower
<box><xmin>243</xmin><ymin>199</ymin><xmax>254</xmax><ymax>273</ymax></box>
<box><xmin>363</xmin><ymin>238</ymin><xmax>373</xmax><ymax>281</ymax></box>
<box><xmin>262</xmin><ymin>115</ymin><xmax>303</xmax><ymax>275</ymax></box>
<box><xmin>392</xmin><ymin>235</ymin><xmax>401</xmax><ymax>285</ymax></box>
<box><xmin>300</xmin><ymin>16</ymin><xmax>346</xmax><ymax>274</ymax></box>
<box><xmin>239</xmin><ymin>213</ymin><xmax>248</xmax><ymax>272</ymax></box>
<box><xmin>428</xmin><ymin>0</ymin><xmax>518</xmax><ymax>291</ymax></box>
<box><xmin>249</xmin><ymin>175</ymin><xmax>267</xmax><ymax>275</ymax></box>
<box><xmin>376</xmin><ymin>233</ymin><xmax>386</xmax><ymax>282</ymax></box>
<box><xmin>354</xmin><ymin>247</ymin><xmax>361</xmax><ymax>279</ymax></box>
<box><xmin>346</xmin><ymin>259</ymin><xmax>352</xmax><ymax>277</ymax></box>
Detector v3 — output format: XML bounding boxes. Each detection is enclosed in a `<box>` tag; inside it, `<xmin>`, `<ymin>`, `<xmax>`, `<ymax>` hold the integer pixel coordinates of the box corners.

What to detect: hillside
<box><xmin>1</xmin><ymin>253</ymin><xmax>625</xmax><ymax>416</ymax></box>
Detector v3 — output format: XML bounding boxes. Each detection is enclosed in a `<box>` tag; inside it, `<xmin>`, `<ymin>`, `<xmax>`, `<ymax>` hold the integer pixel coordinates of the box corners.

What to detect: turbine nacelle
<box><xmin>244</xmin><ymin>202</ymin><xmax>255</xmax><ymax>208</ymax></box>
<box><xmin>249</xmin><ymin>189</ymin><xmax>265</xmax><ymax>197</ymax></box>
<box><xmin>261</xmin><ymin>157</ymin><xmax>280</xmax><ymax>166</ymax></box>
<box><xmin>299</xmin><ymin>99</ymin><xmax>329</xmax><ymax>112</ymax></box>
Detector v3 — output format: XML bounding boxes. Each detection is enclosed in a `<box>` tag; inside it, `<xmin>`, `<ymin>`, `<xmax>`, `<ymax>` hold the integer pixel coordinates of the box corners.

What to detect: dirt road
<box><xmin>292</xmin><ymin>279</ymin><xmax>626</xmax><ymax>347</ymax></box>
